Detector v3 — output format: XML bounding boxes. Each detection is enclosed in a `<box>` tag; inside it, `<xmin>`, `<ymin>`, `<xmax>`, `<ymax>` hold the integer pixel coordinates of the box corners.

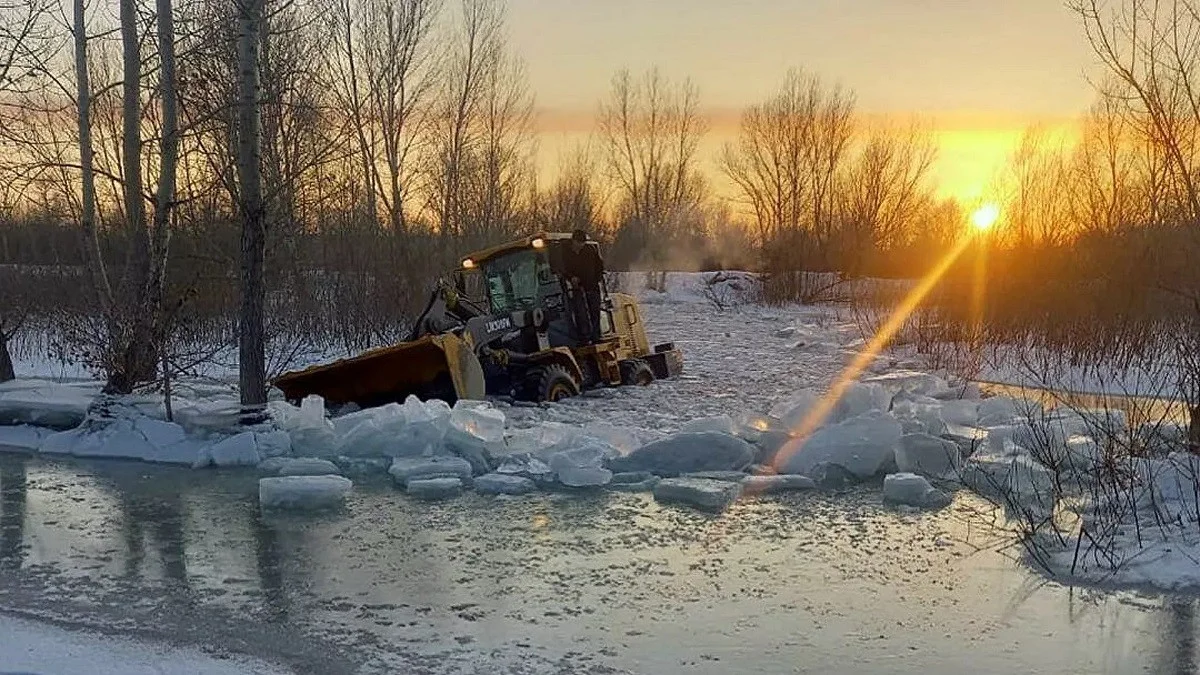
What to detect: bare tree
<box><xmin>237</xmin><ymin>0</ymin><xmax>266</xmax><ymax>407</ymax></box>
<box><xmin>721</xmin><ymin>69</ymin><xmax>854</xmax><ymax>300</ymax></box>
<box><xmin>599</xmin><ymin>67</ymin><xmax>707</xmax><ymax>279</ymax></box>
<box><xmin>331</xmin><ymin>0</ymin><xmax>440</xmax><ymax>231</ymax></box>
<box><xmin>836</xmin><ymin>122</ymin><xmax>936</xmax><ymax>274</ymax></box>
<box><xmin>427</xmin><ymin>0</ymin><xmax>501</xmax><ymax>240</ymax></box>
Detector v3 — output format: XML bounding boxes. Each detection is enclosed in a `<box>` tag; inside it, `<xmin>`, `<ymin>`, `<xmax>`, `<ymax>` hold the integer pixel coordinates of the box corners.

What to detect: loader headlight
<box><xmin>530</xmin><ymin>237</ymin><xmax>545</xmax><ymax>249</ymax></box>
<box><xmin>461</xmin><ymin>258</ymin><xmax>475</xmax><ymax>269</ymax></box>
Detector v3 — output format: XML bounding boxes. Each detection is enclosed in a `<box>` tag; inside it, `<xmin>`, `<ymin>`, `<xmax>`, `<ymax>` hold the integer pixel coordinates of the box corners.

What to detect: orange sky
<box><xmin>506</xmin><ymin>0</ymin><xmax>1099</xmax><ymax>203</ymax></box>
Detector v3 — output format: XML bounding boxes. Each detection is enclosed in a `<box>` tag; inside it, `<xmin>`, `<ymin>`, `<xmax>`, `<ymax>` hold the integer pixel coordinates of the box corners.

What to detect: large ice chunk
<box><xmin>611</xmin><ymin>432</ymin><xmax>756</xmax><ymax>477</ymax></box>
<box><xmin>259</xmin><ymin>475</ymin><xmax>352</xmax><ymax>510</ymax></box>
<box><xmin>767</xmin><ymin>390</ymin><xmax>818</xmax><ymax>430</ymax></box>
<box><xmin>963</xmin><ymin>453</ymin><xmax>1056</xmax><ymax>508</ymax></box>
<box><xmin>0</xmin><ymin>424</ymin><xmax>53</xmax><ymax>451</ymax></box>
<box><xmin>280</xmin><ymin>395</ymin><xmax>337</xmax><ymax>457</ymax></box>
<box><xmin>333</xmin><ymin>403</ymin><xmax>410</xmax><ymax>457</ymax></box>
<box><xmin>407</xmin><ymin>477</ymin><xmax>462</xmax><ymax>500</ymax></box>
<box><xmin>777</xmin><ymin>410</ymin><xmax>902</xmax><ymax>479</ymax></box>
<box><xmin>680</xmin><ymin>416</ymin><xmax>736</xmax><ymax>436</ymax></box>
<box><xmin>608</xmin><ymin>471</ymin><xmax>660</xmax><ymax>492</ymax></box>
<box><xmin>0</xmin><ymin>380</ymin><xmax>94</xmax><ymax>429</ymax></box>
<box><xmin>392</xmin><ymin>396</ymin><xmax>452</xmax><ymax>458</ymax></box>
<box><xmin>202</xmin><ymin>432</ymin><xmax>262</xmax><ymax>467</ymax></box>
<box><xmin>547</xmin><ymin>441</ymin><xmax>613</xmax><ymax>487</ymax></box>
<box><xmin>978</xmin><ymin>396</ymin><xmax>1024</xmax><ymax>426</ymax></box>
<box><xmin>740</xmin><ymin>474</ymin><xmax>816</xmax><ymax>494</ymax></box>
<box><xmin>895</xmin><ymin>433</ymin><xmax>962</xmax><ymax>477</ymax></box>
<box><xmin>494</xmin><ymin>453</ymin><xmax>554</xmax><ymax>482</ymax></box>
<box><xmin>254</xmin><ymin>430</ymin><xmax>292</xmax><ymax>458</ymax></box>
<box><xmin>277</xmin><ymin>457</ymin><xmax>341</xmax><ymax>476</ymax></box>
<box><xmin>883</xmin><ymin>472</ymin><xmax>951</xmax><ymax>508</ymax></box>
<box><xmin>578</xmin><ymin>422</ymin><xmax>659</xmax><ymax>455</ymax></box>
<box><xmin>444</xmin><ymin>401</ymin><xmax>506</xmax><ymax>474</ymax></box>
<box><xmin>474</xmin><ymin>473</ymin><xmax>537</xmax><ymax>495</ymax></box>
<box><xmin>862</xmin><ymin>371</ymin><xmax>949</xmax><ymax>397</ymax></box>
<box><xmin>41</xmin><ymin>417</ymin><xmax>203</xmax><ymax>465</ymax></box>
<box><xmin>653</xmin><ymin>477</ymin><xmax>742</xmax><ymax>512</ymax></box>
<box><xmin>389</xmin><ymin>455</ymin><xmax>473</xmax><ymax>485</ymax></box>
<box><xmin>937</xmin><ymin>399</ymin><xmax>979</xmax><ymax>427</ymax></box>
<box><xmin>828</xmin><ymin>383</ymin><xmax>892</xmax><ymax>424</ymax></box>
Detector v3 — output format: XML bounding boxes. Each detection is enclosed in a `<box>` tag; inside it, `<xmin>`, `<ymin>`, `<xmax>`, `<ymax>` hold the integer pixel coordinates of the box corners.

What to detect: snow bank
<box><xmin>259</xmin><ymin>475</ymin><xmax>352</xmax><ymax>510</ymax></box>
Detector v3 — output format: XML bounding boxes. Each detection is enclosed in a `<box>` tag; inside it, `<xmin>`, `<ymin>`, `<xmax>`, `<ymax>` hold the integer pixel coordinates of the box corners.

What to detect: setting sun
<box><xmin>970</xmin><ymin>203</ymin><xmax>1000</xmax><ymax>232</ymax></box>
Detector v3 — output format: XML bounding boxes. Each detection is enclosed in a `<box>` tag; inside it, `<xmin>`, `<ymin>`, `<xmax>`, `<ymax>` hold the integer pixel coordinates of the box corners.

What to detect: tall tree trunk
<box><xmin>149</xmin><ymin>0</ymin><xmax>178</xmax><ymax>338</ymax></box>
<box><xmin>237</xmin><ymin>0</ymin><xmax>266</xmax><ymax>407</ymax></box>
<box><xmin>0</xmin><ymin>334</ymin><xmax>14</xmax><ymax>383</ymax></box>
<box><xmin>108</xmin><ymin>0</ymin><xmax>156</xmax><ymax>394</ymax></box>
<box><xmin>73</xmin><ymin>0</ymin><xmax>111</xmax><ymax>312</ymax></box>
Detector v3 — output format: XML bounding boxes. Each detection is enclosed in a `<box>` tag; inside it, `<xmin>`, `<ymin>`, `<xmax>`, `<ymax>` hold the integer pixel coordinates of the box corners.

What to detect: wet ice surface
<box><xmin>1</xmin><ymin>455</ymin><xmax>1198</xmax><ymax>675</ymax></box>
<box><xmin>2</xmin><ymin>294</ymin><xmax>1199</xmax><ymax>673</ymax></box>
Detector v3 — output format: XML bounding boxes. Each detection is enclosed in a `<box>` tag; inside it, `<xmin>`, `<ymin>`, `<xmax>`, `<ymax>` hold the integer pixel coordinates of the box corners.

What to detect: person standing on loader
<box><xmin>564</xmin><ymin>229</ymin><xmax>604</xmax><ymax>342</ymax></box>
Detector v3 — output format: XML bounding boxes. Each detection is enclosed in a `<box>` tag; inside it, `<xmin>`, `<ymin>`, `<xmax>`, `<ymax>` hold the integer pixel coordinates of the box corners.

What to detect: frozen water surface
<box><xmin>0</xmin><ymin>454</ymin><xmax>1198</xmax><ymax>675</ymax></box>
<box><xmin>3</xmin><ymin>281</ymin><xmax>1200</xmax><ymax>673</ymax></box>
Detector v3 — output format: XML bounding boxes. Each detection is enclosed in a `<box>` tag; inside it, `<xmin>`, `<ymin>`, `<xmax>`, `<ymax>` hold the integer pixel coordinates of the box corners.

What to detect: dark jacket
<box><xmin>563</xmin><ymin>244</ymin><xmax>604</xmax><ymax>288</ymax></box>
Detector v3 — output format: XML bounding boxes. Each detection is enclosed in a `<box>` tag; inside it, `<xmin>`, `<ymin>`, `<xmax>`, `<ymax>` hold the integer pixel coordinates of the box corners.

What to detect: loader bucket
<box><xmin>271</xmin><ymin>333</ymin><xmax>486</xmax><ymax>407</ymax></box>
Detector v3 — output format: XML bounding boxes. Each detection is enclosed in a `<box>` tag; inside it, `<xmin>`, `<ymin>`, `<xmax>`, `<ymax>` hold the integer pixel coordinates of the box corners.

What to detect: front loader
<box><xmin>272</xmin><ymin>232</ymin><xmax>683</xmax><ymax>407</ymax></box>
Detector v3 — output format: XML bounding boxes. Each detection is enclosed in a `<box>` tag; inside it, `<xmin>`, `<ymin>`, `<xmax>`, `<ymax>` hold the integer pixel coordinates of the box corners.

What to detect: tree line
<box><xmin>0</xmin><ymin>0</ymin><xmax>947</xmax><ymax>398</ymax></box>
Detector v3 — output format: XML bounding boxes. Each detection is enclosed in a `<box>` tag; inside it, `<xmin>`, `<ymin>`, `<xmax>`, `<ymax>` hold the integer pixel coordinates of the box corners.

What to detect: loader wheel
<box><xmin>619</xmin><ymin>359</ymin><xmax>655</xmax><ymax>386</ymax></box>
<box><xmin>526</xmin><ymin>364</ymin><xmax>581</xmax><ymax>403</ymax></box>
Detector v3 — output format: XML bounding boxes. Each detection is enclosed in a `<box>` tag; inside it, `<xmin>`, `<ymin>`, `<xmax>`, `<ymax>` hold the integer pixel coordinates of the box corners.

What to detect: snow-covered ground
<box><xmin>1</xmin><ymin>271</ymin><xmax>1198</xmax><ymax>610</ymax></box>
<box><xmin>0</xmin><ymin>613</ymin><xmax>290</xmax><ymax>674</ymax></box>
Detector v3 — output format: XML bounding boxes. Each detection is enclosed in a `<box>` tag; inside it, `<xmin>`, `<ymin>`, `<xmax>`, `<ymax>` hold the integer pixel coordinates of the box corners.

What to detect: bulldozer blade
<box><xmin>272</xmin><ymin>333</ymin><xmax>486</xmax><ymax>407</ymax></box>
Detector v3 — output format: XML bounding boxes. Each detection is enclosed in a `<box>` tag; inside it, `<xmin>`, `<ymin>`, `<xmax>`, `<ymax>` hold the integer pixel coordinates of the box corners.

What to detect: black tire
<box><xmin>525</xmin><ymin>364</ymin><xmax>581</xmax><ymax>402</ymax></box>
<box><xmin>619</xmin><ymin>358</ymin><xmax>655</xmax><ymax>386</ymax></box>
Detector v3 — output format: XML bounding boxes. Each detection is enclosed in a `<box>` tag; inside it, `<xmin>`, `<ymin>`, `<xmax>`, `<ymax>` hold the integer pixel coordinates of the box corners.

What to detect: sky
<box><xmin>504</xmin><ymin>0</ymin><xmax>1100</xmax><ymax>203</ymax></box>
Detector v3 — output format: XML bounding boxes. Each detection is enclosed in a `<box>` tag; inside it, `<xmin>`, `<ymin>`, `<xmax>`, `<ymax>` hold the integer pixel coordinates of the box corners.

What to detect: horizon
<box><xmin>510</xmin><ymin>0</ymin><xmax>1099</xmax><ymax>203</ymax></box>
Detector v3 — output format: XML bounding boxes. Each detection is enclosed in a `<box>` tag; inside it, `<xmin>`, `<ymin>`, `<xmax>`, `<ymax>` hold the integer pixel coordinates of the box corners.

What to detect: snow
<box><xmin>653</xmin><ymin>476</ymin><xmax>743</xmax><ymax>512</ymax></box>
<box><xmin>883</xmin><ymin>472</ymin><xmax>951</xmax><ymax>508</ymax></box>
<box><xmin>275</xmin><ymin>457</ymin><xmax>341</xmax><ymax>476</ymax></box>
<box><xmin>777</xmin><ymin>410</ymin><xmax>902</xmax><ymax>480</ymax></box>
<box><xmin>474</xmin><ymin>473</ymin><xmax>537</xmax><ymax>495</ymax></box>
<box><xmin>610</xmin><ymin>432</ymin><xmax>756</xmax><ymax>477</ymax></box>
<box><xmin>0</xmin><ymin>613</ymin><xmax>290</xmax><ymax>675</ymax></box>
<box><xmin>407</xmin><ymin>476</ymin><xmax>463</xmax><ymax>500</ymax></box>
<box><xmin>258</xmin><ymin>475</ymin><xmax>352</xmax><ymax>510</ymax></box>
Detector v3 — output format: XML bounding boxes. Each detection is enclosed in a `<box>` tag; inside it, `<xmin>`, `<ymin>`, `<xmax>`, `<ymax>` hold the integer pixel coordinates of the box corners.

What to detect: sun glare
<box><xmin>971</xmin><ymin>203</ymin><xmax>1000</xmax><ymax>232</ymax></box>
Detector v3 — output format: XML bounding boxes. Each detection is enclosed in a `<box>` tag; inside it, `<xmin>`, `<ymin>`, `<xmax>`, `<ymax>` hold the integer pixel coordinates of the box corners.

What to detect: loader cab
<box><xmin>458</xmin><ymin>234</ymin><xmax>612</xmax><ymax>347</ymax></box>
